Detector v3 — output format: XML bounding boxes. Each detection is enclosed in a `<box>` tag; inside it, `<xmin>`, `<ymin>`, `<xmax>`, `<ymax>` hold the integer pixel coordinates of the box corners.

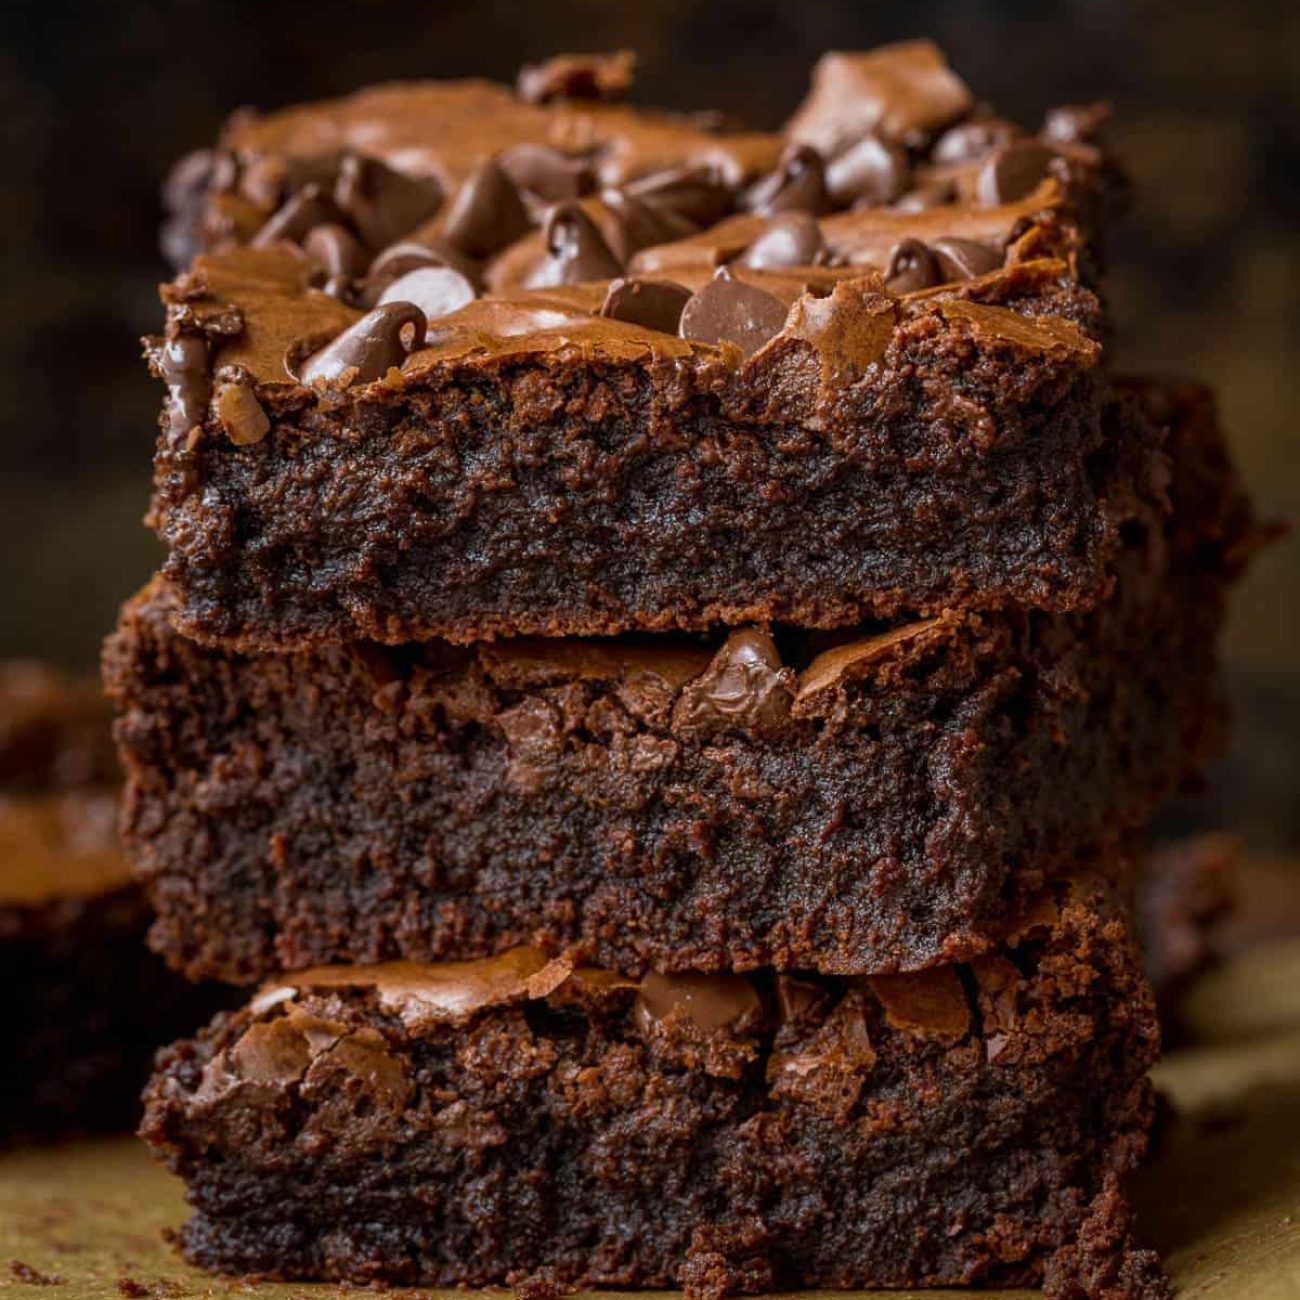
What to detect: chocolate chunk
<box><xmin>215</xmin><ymin>380</ymin><xmax>270</xmax><ymax>447</ymax></box>
<box><xmin>524</xmin><ymin>203</ymin><xmax>623</xmax><ymax>288</ymax></box>
<box><xmin>634</xmin><ymin>970</ymin><xmax>762</xmax><ymax>1035</ymax></box>
<box><xmin>298</xmin><ymin>301</ymin><xmax>427</xmax><ymax>387</ymax></box>
<box><xmin>303</xmin><ymin>223</ymin><xmax>369</xmax><ymax>285</ymax></box>
<box><xmin>158</xmin><ymin>335</ymin><xmax>211</xmax><ymax>437</ymax></box>
<box><xmin>251</xmin><ymin>182</ymin><xmax>347</xmax><ymax>248</ymax></box>
<box><xmin>739</xmin><ymin>212</ymin><xmax>825</xmax><ymax>270</ymax></box>
<box><xmin>516</xmin><ymin>50</ymin><xmax>635</xmax><ymax>105</ymax></box>
<box><xmin>868</xmin><ymin>967</ymin><xmax>971</xmax><ymax>1043</ymax></box>
<box><xmin>976</xmin><ymin>140</ymin><xmax>1055</xmax><ymax>206</ymax></box>
<box><xmin>599</xmin><ymin>278</ymin><xmax>692</xmax><ymax>334</ymax></box>
<box><xmin>672</xmin><ymin>628</ymin><xmax>793</xmax><ymax>734</ymax></box>
<box><xmin>884</xmin><ymin>238</ymin><xmax>939</xmax><ymax>293</ymax></box>
<box><xmin>376</xmin><ymin>266</ymin><xmax>476</xmax><ymax>323</ymax></box>
<box><xmin>743</xmin><ymin>144</ymin><xmax>829</xmax><ymax>216</ymax></box>
<box><xmin>497</xmin><ymin>144</ymin><xmax>596</xmax><ymax>202</ymax></box>
<box><xmin>931</xmin><ymin>236</ymin><xmax>1002</xmax><ymax>280</ymax></box>
<box><xmin>333</xmin><ymin>154</ymin><xmax>443</xmax><ymax>250</ymax></box>
<box><xmin>624</xmin><ymin>165</ymin><xmax>733</xmax><ymax>228</ymax></box>
<box><xmin>931</xmin><ymin>117</ymin><xmax>1020</xmax><ymax>164</ymax></box>
<box><xmin>824</xmin><ymin>134</ymin><xmax>909</xmax><ymax>208</ymax></box>
<box><xmin>361</xmin><ymin>238</ymin><xmax>480</xmax><ymax>306</ymax></box>
<box><xmin>440</xmin><ymin>159</ymin><xmax>531</xmax><ymax>260</ymax></box>
<box><xmin>1042</xmin><ymin>101</ymin><xmax>1112</xmax><ymax>145</ymax></box>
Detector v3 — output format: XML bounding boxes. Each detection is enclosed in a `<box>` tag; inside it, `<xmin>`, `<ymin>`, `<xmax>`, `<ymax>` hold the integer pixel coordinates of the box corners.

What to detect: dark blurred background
<box><xmin>0</xmin><ymin>0</ymin><xmax>1295</xmax><ymax>851</ymax></box>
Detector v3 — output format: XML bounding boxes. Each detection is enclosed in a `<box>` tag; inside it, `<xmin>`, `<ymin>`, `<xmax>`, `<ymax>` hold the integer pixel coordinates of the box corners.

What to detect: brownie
<box><xmin>105</xmin><ymin>379</ymin><xmax>1252</xmax><ymax>983</ymax></box>
<box><xmin>141</xmin><ymin>873</ymin><xmax>1166</xmax><ymax>1300</ymax></box>
<box><xmin>144</xmin><ymin>44</ymin><xmax>1145</xmax><ymax>651</ymax></box>
<box><xmin>0</xmin><ymin>663</ymin><xmax>228</xmax><ymax>1144</ymax></box>
<box><xmin>0</xmin><ymin>792</ymin><xmax>226</xmax><ymax>1144</ymax></box>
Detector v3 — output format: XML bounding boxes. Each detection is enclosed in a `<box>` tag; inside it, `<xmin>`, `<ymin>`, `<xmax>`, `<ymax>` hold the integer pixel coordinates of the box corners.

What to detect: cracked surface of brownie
<box><xmin>144</xmin><ymin>43</ymin><xmax>1141</xmax><ymax>650</ymax></box>
<box><xmin>141</xmin><ymin>874</ymin><xmax>1167</xmax><ymax>1300</ymax></box>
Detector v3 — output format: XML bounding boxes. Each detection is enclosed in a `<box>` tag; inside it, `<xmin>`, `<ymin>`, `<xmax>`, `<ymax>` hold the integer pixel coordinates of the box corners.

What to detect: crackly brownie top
<box><xmin>151</xmin><ymin>42</ymin><xmax>1113</xmax><ymax>444</ymax></box>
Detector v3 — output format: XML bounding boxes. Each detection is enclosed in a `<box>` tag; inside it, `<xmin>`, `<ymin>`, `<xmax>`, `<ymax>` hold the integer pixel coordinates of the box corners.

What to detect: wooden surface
<box><xmin>2</xmin><ymin>941</ymin><xmax>1299</xmax><ymax>1300</ymax></box>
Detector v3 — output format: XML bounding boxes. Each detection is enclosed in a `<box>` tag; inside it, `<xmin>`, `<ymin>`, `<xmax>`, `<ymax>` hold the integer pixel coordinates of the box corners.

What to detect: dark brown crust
<box><xmin>107</xmin><ymin>381</ymin><xmax>1247</xmax><ymax>983</ymax></box>
<box><xmin>139</xmin><ymin>877</ymin><xmax>1167</xmax><ymax>1299</ymax></box>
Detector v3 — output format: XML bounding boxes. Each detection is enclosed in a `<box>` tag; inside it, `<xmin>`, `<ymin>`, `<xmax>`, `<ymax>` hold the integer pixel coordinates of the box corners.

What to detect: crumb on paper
<box><xmin>9</xmin><ymin>1261</ymin><xmax>63</xmax><ymax>1286</ymax></box>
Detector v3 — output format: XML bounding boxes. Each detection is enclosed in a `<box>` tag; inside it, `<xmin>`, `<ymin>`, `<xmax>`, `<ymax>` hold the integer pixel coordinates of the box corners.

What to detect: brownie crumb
<box><xmin>507</xmin><ymin>1267</ymin><xmax>577</xmax><ymax>1300</ymax></box>
<box><xmin>116</xmin><ymin>1278</ymin><xmax>148</xmax><ymax>1298</ymax></box>
<box><xmin>680</xmin><ymin>1219</ymin><xmax>775</xmax><ymax>1300</ymax></box>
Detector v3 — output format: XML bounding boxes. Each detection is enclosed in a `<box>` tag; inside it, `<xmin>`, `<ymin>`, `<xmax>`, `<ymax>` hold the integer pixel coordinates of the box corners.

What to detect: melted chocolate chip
<box><xmin>739</xmin><ymin>212</ymin><xmax>826</xmax><ymax>270</ymax></box>
<box><xmin>440</xmin><ymin>158</ymin><xmax>531</xmax><ymax>260</ymax></box>
<box><xmin>251</xmin><ymin>182</ymin><xmax>347</xmax><ymax>248</ymax></box>
<box><xmin>635</xmin><ymin>970</ymin><xmax>762</xmax><ymax>1035</ymax></box>
<box><xmin>672</xmin><ymin>628</ymin><xmax>794</xmax><ymax>733</ymax></box>
<box><xmin>524</xmin><ymin>202</ymin><xmax>623</xmax><ymax>288</ymax></box>
<box><xmin>744</xmin><ymin>143</ymin><xmax>829</xmax><ymax>216</ymax></box>
<box><xmin>497</xmin><ymin>144</ymin><xmax>596</xmax><ymax>202</ymax></box>
<box><xmin>298</xmin><ymin>302</ymin><xmax>427</xmax><ymax>387</ymax></box>
<box><xmin>333</xmin><ymin>154</ymin><xmax>443</xmax><ymax>250</ymax></box>
<box><xmin>824</xmin><ymin>134</ymin><xmax>909</xmax><ymax>208</ymax></box>
<box><xmin>303</xmin><ymin>223</ymin><xmax>369</xmax><ymax>284</ymax></box>
<box><xmin>158</xmin><ymin>335</ymin><xmax>211</xmax><ymax>437</ymax></box>
<box><xmin>931</xmin><ymin>235</ymin><xmax>1002</xmax><ymax>280</ymax></box>
<box><xmin>1042</xmin><ymin>101</ymin><xmax>1112</xmax><ymax>145</ymax></box>
<box><xmin>516</xmin><ymin>50</ymin><xmax>636</xmax><ymax>105</ymax></box>
<box><xmin>599</xmin><ymin>278</ymin><xmax>692</xmax><ymax>334</ymax></box>
<box><xmin>931</xmin><ymin>117</ymin><xmax>1020</xmax><ymax>164</ymax></box>
<box><xmin>884</xmin><ymin>238</ymin><xmax>939</xmax><ymax>293</ymax></box>
<box><xmin>976</xmin><ymin>139</ymin><xmax>1055</xmax><ymax>206</ymax></box>
<box><xmin>624</xmin><ymin>165</ymin><xmax>733</xmax><ymax>229</ymax></box>
<box><xmin>376</xmin><ymin>266</ymin><xmax>476</xmax><ymax>322</ymax></box>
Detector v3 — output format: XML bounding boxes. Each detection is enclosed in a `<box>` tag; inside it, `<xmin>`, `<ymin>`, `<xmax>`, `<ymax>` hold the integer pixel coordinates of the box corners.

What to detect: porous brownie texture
<box><xmin>141</xmin><ymin>876</ymin><xmax>1167</xmax><ymax>1300</ymax></box>
<box><xmin>107</xmin><ymin>380</ymin><xmax>1253</xmax><ymax>983</ymax></box>
<box><xmin>145</xmin><ymin>44</ymin><xmax>1141</xmax><ymax>650</ymax></box>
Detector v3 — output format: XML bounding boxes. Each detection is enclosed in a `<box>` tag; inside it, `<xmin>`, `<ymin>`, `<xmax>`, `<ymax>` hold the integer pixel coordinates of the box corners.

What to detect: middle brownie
<box><xmin>106</xmin><ymin>380</ymin><xmax>1250</xmax><ymax>984</ymax></box>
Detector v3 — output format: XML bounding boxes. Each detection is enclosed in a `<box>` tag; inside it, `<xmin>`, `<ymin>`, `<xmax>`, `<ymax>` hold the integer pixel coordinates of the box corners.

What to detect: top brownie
<box><xmin>148</xmin><ymin>42</ymin><xmax>1136</xmax><ymax>650</ymax></box>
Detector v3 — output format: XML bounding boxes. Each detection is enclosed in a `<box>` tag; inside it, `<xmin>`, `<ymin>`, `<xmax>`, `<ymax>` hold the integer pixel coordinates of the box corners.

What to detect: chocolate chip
<box><xmin>599</xmin><ymin>278</ymin><xmax>692</xmax><ymax>334</ymax></box>
<box><xmin>884</xmin><ymin>238</ymin><xmax>940</xmax><ymax>293</ymax></box>
<box><xmin>516</xmin><ymin>50</ymin><xmax>635</xmax><ymax>105</ymax></box>
<box><xmin>824</xmin><ymin>134</ymin><xmax>909</xmax><ymax>208</ymax></box>
<box><xmin>599</xmin><ymin>188</ymin><xmax>695</xmax><ymax>259</ymax></box>
<box><xmin>333</xmin><ymin>154</ymin><xmax>443</xmax><ymax>250</ymax></box>
<box><xmin>440</xmin><ymin>158</ymin><xmax>532</xmax><ymax>259</ymax></box>
<box><xmin>739</xmin><ymin>212</ymin><xmax>825</xmax><ymax>270</ymax></box>
<box><xmin>976</xmin><ymin>140</ymin><xmax>1055</xmax><ymax>206</ymax></box>
<box><xmin>215</xmin><ymin>380</ymin><xmax>271</xmax><ymax>446</ymax></box>
<box><xmin>161</xmin><ymin>148</ymin><xmax>236</xmax><ymax>214</ymax></box>
<box><xmin>251</xmin><ymin>182</ymin><xmax>347</xmax><ymax>248</ymax></box>
<box><xmin>891</xmin><ymin>178</ymin><xmax>958</xmax><ymax>212</ymax></box>
<box><xmin>524</xmin><ymin>202</ymin><xmax>623</xmax><ymax>288</ymax></box>
<box><xmin>497</xmin><ymin>144</ymin><xmax>596</xmax><ymax>202</ymax></box>
<box><xmin>931</xmin><ymin>236</ymin><xmax>1002</xmax><ymax>280</ymax></box>
<box><xmin>303</xmin><ymin>223</ymin><xmax>369</xmax><ymax>285</ymax></box>
<box><xmin>624</xmin><ymin>165</ymin><xmax>733</xmax><ymax>229</ymax></box>
<box><xmin>376</xmin><ymin>266</ymin><xmax>476</xmax><ymax>322</ymax></box>
<box><xmin>1042</xmin><ymin>101</ymin><xmax>1112</xmax><ymax>145</ymax></box>
<box><xmin>672</xmin><ymin>628</ymin><xmax>794</xmax><ymax>734</ymax></box>
<box><xmin>157</xmin><ymin>335</ymin><xmax>211</xmax><ymax>437</ymax></box>
<box><xmin>298</xmin><ymin>302</ymin><xmax>427</xmax><ymax>387</ymax></box>
<box><xmin>361</xmin><ymin>239</ymin><xmax>480</xmax><ymax>306</ymax></box>
<box><xmin>931</xmin><ymin>117</ymin><xmax>1020</xmax><ymax>164</ymax></box>
<box><xmin>743</xmin><ymin>143</ymin><xmax>829</xmax><ymax>216</ymax></box>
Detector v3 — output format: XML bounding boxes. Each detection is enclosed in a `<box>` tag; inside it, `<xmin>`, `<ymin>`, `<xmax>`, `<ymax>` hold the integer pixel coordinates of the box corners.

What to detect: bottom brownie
<box><xmin>1</xmin><ymin>792</ymin><xmax>226</xmax><ymax>1144</ymax></box>
<box><xmin>142</xmin><ymin>874</ymin><xmax>1167</xmax><ymax>1300</ymax></box>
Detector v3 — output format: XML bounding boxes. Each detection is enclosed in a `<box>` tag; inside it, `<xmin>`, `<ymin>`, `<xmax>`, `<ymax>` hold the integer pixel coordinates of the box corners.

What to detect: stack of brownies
<box><xmin>104</xmin><ymin>43</ymin><xmax>1262</xmax><ymax>1300</ymax></box>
